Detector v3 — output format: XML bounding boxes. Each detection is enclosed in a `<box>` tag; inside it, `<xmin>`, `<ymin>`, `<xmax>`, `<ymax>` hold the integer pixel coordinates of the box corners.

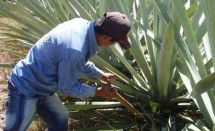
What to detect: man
<box><xmin>4</xmin><ymin>12</ymin><xmax>131</xmax><ymax>131</ymax></box>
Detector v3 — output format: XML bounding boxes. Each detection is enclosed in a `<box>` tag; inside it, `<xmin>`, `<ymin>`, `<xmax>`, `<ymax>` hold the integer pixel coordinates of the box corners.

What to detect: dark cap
<box><xmin>95</xmin><ymin>12</ymin><xmax>131</xmax><ymax>49</ymax></box>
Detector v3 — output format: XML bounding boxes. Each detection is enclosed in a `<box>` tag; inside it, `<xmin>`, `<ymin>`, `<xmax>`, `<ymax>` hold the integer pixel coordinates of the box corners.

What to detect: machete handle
<box><xmin>114</xmin><ymin>92</ymin><xmax>143</xmax><ymax>118</ymax></box>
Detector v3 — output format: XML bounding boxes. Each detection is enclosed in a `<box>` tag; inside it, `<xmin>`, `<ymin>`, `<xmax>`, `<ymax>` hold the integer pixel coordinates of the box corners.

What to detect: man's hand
<box><xmin>97</xmin><ymin>73</ymin><xmax>118</xmax><ymax>99</ymax></box>
<box><xmin>101</xmin><ymin>73</ymin><xmax>118</xmax><ymax>83</ymax></box>
<box><xmin>95</xmin><ymin>83</ymin><xmax>117</xmax><ymax>99</ymax></box>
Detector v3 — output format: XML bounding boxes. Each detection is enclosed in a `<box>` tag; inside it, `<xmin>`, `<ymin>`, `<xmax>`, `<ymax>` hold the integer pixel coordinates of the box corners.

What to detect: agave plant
<box><xmin>0</xmin><ymin>0</ymin><xmax>215</xmax><ymax>130</ymax></box>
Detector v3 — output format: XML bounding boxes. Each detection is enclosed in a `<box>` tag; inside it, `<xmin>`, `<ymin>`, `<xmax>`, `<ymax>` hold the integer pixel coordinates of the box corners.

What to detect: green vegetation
<box><xmin>0</xmin><ymin>0</ymin><xmax>215</xmax><ymax>130</ymax></box>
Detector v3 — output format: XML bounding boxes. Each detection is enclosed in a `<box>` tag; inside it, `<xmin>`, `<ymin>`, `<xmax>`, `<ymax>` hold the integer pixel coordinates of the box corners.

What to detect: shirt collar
<box><xmin>87</xmin><ymin>21</ymin><xmax>99</xmax><ymax>58</ymax></box>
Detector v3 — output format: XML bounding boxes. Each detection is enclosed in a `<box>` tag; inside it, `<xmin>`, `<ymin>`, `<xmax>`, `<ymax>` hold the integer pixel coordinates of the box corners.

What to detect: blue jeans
<box><xmin>4</xmin><ymin>81</ymin><xmax>69</xmax><ymax>131</ymax></box>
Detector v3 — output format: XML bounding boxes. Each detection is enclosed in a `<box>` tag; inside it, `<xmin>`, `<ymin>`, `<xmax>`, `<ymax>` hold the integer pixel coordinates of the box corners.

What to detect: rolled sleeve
<box><xmin>64</xmin><ymin>81</ymin><xmax>96</xmax><ymax>99</ymax></box>
<box><xmin>84</xmin><ymin>61</ymin><xmax>104</xmax><ymax>79</ymax></box>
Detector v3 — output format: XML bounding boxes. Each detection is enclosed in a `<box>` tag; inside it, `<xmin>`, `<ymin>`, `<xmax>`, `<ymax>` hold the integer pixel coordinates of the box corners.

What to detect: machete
<box><xmin>106</xmin><ymin>81</ymin><xmax>143</xmax><ymax>118</ymax></box>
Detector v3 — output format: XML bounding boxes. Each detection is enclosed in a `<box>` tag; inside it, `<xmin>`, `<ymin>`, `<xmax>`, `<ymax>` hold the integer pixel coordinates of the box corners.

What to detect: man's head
<box><xmin>94</xmin><ymin>12</ymin><xmax>131</xmax><ymax>49</ymax></box>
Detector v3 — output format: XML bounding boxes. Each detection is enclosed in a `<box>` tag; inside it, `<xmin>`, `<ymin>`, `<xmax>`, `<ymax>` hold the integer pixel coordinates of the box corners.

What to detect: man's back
<box><xmin>10</xmin><ymin>18</ymin><xmax>98</xmax><ymax>98</ymax></box>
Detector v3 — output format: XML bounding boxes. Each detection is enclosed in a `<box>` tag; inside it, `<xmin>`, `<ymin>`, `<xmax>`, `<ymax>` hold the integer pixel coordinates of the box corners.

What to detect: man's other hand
<box><xmin>95</xmin><ymin>83</ymin><xmax>117</xmax><ymax>99</ymax></box>
<box><xmin>101</xmin><ymin>73</ymin><xmax>118</xmax><ymax>83</ymax></box>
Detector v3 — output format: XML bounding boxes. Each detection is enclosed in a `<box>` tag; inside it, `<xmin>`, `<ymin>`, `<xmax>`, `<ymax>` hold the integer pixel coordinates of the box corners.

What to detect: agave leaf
<box><xmin>169</xmin><ymin>84</ymin><xmax>186</xmax><ymax>99</ymax></box>
<box><xmin>82</xmin><ymin>0</ymin><xmax>97</xmax><ymax>18</ymax></box>
<box><xmin>139</xmin><ymin>0</ymin><xmax>157</xmax><ymax>80</ymax></box>
<box><xmin>67</xmin><ymin>0</ymin><xmax>93</xmax><ymax>20</ymax></box>
<box><xmin>90</xmin><ymin>55</ymin><xmax>147</xmax><ymax>93</ymax></box>
<box><xmin>98</xmin><ymin>0</ymin><xmax>119</xmax><ymax>13</ymax></box>
<box><xmin>176</xmin><ymin>59</ymin><xmax>193</xmax><ymax>93</ymax></box>
<box><xmin>0</xmin><ymin>48</ymin><xmax>26</xmax><ymax>57</ymax></box>
<box><xmin>110</xmin><ymin>45</ymin><xmax>149</xmax><ymax>91</ymax></box>
<box><xmin>110</xmin><ymin>80</ymin><xmax>149</xmax><ymax>98</ymax></box>
<box><xmin>202</xmin><ymin>0</ymin><xmax>215</xmax><ymax>71</ymax></box>
<box><xmin>0</xmin><ymin>41</ymin><xmax>30</xmax><ymax>49</ymax></box>
<box><xmin>195</xmin><ymin>20</ymin><xmax>206</xmax><ymax>44</ymax></box>
<box><xmin>187</xmin><ymin>1</ymin><xmax>198</xmax><ymax>17</ymax></box>
<box><xmin>172</xmin><ymin>0</ymin><xmax>207</xmax><ymax>78</ymax></box>
<box><xmin>61</xmin><ymin>0</ymin><xmax>79</xmax><ymax>18</ymax></box>
<box><xmin>205</xmin><ymin>59</ymin><xmax>213</xmax><ymax>71</ymax></box>
<box><xmin>98</xmin><ymin>0</ymin><xmax>105</xmax><ymax>15</ymax></box>
<box><xmin>157</xmin><ymin>21</ymin><xmax>174</xmax><ymax>99</ymax></box>
<box><xmin>0</xmin><ymin>33</ymin><xmax>35</xmax><ymax>44</ymax></box>
<box><xmin>191</xmin><ymin>73</ymin><xmax>215</xmax><ymax>97</ymax></box>
<box><xmin>20</xmin><ymin>0</ymin><xmax>61</xmax><ymax>26</ymax></box>
<box><xmin>195</xmin><ymin>120</ymin><xmax>211</xmax><ymax>131</ymax></box>
<box><xmin>0</xmin><ymin>4</ymin><xmax>44</xmax><ymax>35</ymax></box>
<box><xmin>182</xmin><ymin>124</ymin><xmax>201</xmax><ymax>131</ymax></box>
<box><xmin>191</xmin><ymin>0</ymin><xmax>204</xmax><ymax>33</ymax></box>
<box><xmin>115</xmin><ymin>0</ymin><xmax>157</xmax><ymax>88</ymax></box>
<box><xmin>16</xmin><ymin>40</ymin><xmax>34</xmax><ymax>48</ymax></box>
<box><xmin>0</xmin><ymin>21</ymin><xmax>39</xmax><ymax>42</ymax></box>
<box><xmin>74</xmin><ymin>122</ymin><xmax>137</xmax><ymax>131</ymax></box>
<box><xmin>168</xmin><ymin>115</ymin><xmax>176</xmax><ymax>131</ymax></box>
<box><xmin>64</xmin><ymin>102</ymin><xmax>122</xmax><ymax>110</ymax></box>
<box><xmin>134</xmin><ymin>20</ymin><xmax>161</xmax><ymax>47</ymax></box>
<box><xmin>47</xmin><ymin>0</ymin><xmax>68</xmax><ymax>21</ymax></box>
<box><xmin>4</xmin><ymin>0</ymin><xmax>52</xmax><ymax>33</ymax></box>
<box><xmin>0</xmin><ymin>63</ymin><xmax>16</xmax><ymax>68</ymax></box>
<box><xmin>177</xmin><ymin>56</ymin><xmax>215</xmax><ymax>127</ymax></box>
<box><xmin>153</xmin><ymin>0</ymin><xmax>171</xmax><ymax>24</ymax></box>
<box><xmin>90</xmin><ymin>55</ymin><xmax>133</xmax><ymax>84</ymax></box>
<box><xmin>170</xmin><ymin>0</ymin><xmax>201</xmax><ymax>84</ymax></box>
<box><xmin>130</xmin><ymin>34</ymin><xmax>157</xmax><ymax>88</ymax></box>
<box><xmin>81</xmin><ymin>75</ymin><xmax>149</xmax><ymax>98</ymax></box>
<box><xmin>173</xmin><ymin>1</ymin><xmax>215</xmax><ymax>127</ymax></box>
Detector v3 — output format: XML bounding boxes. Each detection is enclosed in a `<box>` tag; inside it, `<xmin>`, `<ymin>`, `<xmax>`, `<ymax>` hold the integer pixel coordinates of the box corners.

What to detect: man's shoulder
<box><xmin>66</xmin><ymin>18</ymin><xmax>90</xmax><ymax>26</ymax></box>
<box><xmin>54</xmin><ymin>18</ymin><xmax>92</xmax><ymax>35</ymax></box>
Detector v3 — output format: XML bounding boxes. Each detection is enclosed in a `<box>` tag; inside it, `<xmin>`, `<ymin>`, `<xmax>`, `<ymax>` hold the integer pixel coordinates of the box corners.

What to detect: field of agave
<box><xmin>0</xmin><ymin>0</ymin><xmax>215</xmax><ymax>130</ymax></box>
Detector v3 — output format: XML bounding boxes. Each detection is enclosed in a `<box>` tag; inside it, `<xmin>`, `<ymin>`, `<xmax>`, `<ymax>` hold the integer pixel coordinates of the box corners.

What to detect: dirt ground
<box><xmin>0</xmin><ymin>17</ymin><xmax>42</xmax><ymax>131</ymax></box>
<box><xmin>0</xmin><ymin>59</ymin><xmax>10</xmax><ymax>130</ymax></box>
<box><xmin>0</xmin><ymin>46</ymin><xmax>15</xmax><ymax>130</ymax></box>
<box><xmin>0</xmin><ymin>17</ymin><xmax>17</xmax><ymax>130</ymax></box>
<box><xmin>0</xmin><ymin>38</ymin><xmax>13</xmax><ymax>130</ymax></box>
<box><xmin>0</xmin><ymin>80</ymin><xmax>7</xmax><ymax>130</ymax></box>
<box><xmin>0</xmin><ymin>61</ymin><xmax>43</xmax><ymax>131</ymax></box>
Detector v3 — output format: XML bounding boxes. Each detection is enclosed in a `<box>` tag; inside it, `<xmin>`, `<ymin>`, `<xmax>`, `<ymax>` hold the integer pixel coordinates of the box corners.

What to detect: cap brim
<box><xmin>118</xmin><ymin>37</ymin><xmax>131</xmax><ymax>49</ymax></box>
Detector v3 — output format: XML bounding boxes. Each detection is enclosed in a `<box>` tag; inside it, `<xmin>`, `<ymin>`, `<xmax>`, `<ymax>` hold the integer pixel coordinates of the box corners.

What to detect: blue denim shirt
<box><xmin>10</xmin><ymin>18</ymin><xmax>104</xmax><ymax>99</ymax></box>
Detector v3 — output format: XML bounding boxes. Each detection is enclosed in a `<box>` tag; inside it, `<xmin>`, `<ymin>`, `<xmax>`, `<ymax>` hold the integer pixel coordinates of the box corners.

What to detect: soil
<box><xmin>0</xmin><ymin>82</ymin><xmax>7</xmax><ymax>130</ymax></box>
<box><xmin>0</xmin><ymin>36</ymin><xmax>13</xmax><ymax>130</ymax></box>
<box><xmin>0</xmin><ymin>73</ymin><xmax>44</xmax><ymax>131</ymax></box>
<box><xmin>0</xmin><ymin>17</ymin><xmax>42</xmax><ymax>131</ymax></box>
<box><xmin>0</xmin><ymin>17</ymin><xmax>16</xmax><ymax>130</ymax></box>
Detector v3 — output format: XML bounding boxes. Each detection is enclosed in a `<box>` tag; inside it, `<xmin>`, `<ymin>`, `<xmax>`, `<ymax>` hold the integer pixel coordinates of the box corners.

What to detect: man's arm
<box><xmin>84</xmin><ymin>61</ymin><xmax>118</xmax><ymax>99</ymax></box>
<box><xmin>58</xmin><ymin>54</ymin><xmax>118</xmax><ymax>100</ymax></box>
<box><xmin>83</xmin><ymin>61</ymin><xmax>104</xmax><ymax>79</ymax></box>
<box><xmin>58</xmin><ymin>53</ymin><xmax>96</xmax><ymax>99</ymax></box>
<box><xmin>84</xmin><ymin>61</ymin><xmax>118</xmax><ymax>82</ymax></box>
